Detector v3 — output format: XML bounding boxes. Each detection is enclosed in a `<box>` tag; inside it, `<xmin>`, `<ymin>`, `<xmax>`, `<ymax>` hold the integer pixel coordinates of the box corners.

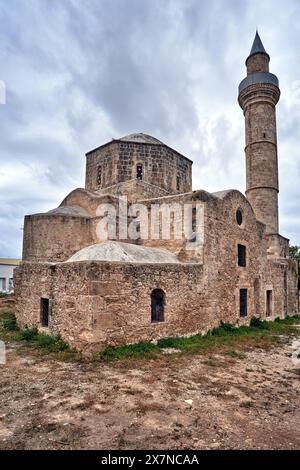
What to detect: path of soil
<box><xmin>0</xmin><ymin>337</ymin><xmax>300</xmax><ymax>450</ymax></box>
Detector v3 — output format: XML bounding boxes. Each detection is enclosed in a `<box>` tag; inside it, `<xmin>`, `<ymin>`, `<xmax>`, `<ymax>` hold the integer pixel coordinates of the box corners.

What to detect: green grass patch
<box><xmin>100</xmin><ymin>315</ymin><xmax>300</xmax><ymax>361</ymax></box>
<box><xmin>0</xmin><ymin>311</ymin><xmax>80</xmax><ymax>360</ymax></box>
<box><xmin>99</xmin><ymin>341</ymin><xmax>160</xmax><ymax>361</ymax></box>
<box><xmin>1</xmin><ymin>309</ymin><xmax>299</xmax><ymax>363</ymax></box>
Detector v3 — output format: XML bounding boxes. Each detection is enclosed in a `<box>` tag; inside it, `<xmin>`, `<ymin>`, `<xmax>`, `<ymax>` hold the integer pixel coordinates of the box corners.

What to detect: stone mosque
<box><xmin>15</xmin><ymin>33</ymin><xmax>299</xmax><ymax>352</ymax></box>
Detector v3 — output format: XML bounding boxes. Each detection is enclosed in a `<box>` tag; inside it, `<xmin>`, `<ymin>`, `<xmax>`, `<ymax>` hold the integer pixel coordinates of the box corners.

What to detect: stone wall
<box><xmin>287</xmin><ymin>259</ymin><xmax>299</xmax><ymax>314</ymax></box>
<box><xmin>14</xmin><ymin>261</ymin><xmax>210</xmax><ymax>352</ymax></box>
<box><xmin>246</xmin><ymin>53</ymin><xmax>269</xmax><ymax>75</ymax></box>
<box><xmin>266</xmin><ymin>233</ymin><xmax>289</xmax><ymax>259</ymax></box>
<box><xmin>14</xmin><ymin>264</ymin><xmax>53</xmax><ymax>327</ymax></box>
<box><xmin>85</xmin><ymin>140</ymin><xmax>192</xmax><ymax>195</ymax></box>
<box><xmin>15</xmin><ymin>188</ymin><xmax>299</xmax><ymax>353</ymax></box>
<box><xmin>96</xmin><ymin>179</ymin><xmax>170</xmax><ymax>201</ymax></box>
<box><xmin>22</xmin><ymin>214</ymin><xmax>93</xmax><ymax>262</ymax></box>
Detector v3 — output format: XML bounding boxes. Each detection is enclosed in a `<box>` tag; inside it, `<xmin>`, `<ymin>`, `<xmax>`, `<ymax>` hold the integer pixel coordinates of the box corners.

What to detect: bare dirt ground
<box><xmin>0</xmin><ymin>334</ymin><xmax>300</xmax><ymax>450</ymax></box>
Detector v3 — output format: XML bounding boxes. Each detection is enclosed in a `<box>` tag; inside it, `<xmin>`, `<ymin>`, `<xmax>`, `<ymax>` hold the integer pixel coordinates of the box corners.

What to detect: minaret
<box><xmin>238</xmin><ymin>31</ymin><xmax>280</xmax><ymax>234</ymax></box>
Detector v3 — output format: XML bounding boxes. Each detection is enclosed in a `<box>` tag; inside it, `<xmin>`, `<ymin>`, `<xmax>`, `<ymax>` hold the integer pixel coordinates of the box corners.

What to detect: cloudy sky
<box><xmin>0</xmin><ymin>0</ymin><xmax>300</xmax><ymax>257</ymax></box>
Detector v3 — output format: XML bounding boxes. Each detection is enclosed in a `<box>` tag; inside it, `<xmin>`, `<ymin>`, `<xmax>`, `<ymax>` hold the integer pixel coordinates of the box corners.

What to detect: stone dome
<box><xmin>47</xmin><ymin>206</ymin><xmax>90</xmax><ymax>217</ymax></box>
<box><xmin>67</xmin><ymin>241</ymin><xmax>180</xmax><ymax>264</ymax></box>
<box><xmin>119</xmin><ymin>133</ymin><xmax>163</xmax><ymax>145</ymax></box>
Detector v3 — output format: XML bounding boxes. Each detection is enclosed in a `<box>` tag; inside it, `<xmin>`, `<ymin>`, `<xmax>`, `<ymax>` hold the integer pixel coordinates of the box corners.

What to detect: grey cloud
<box><xmin>0</xmin><ymin>0</ymin><xmax>300</xmax><ymax>257</ymax></box>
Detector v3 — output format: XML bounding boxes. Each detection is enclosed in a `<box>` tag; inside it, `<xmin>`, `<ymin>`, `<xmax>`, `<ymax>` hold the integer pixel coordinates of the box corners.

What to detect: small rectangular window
<box><xmin>176</xmin><ymin>175</ymin><xmax>180</xmax><ymax>191</ymax></box>
<box><xmin>238</xmin><ymin>244</ymin><xmax>246</xmax><ymax>267</ymax></box>
<box><xmin>40</xmin><ymin>298</ymin><xmax>49</xmax><ymax>327</ymax></box>
<box><xmin>240</xmin><ymin>289</ymin><xmax>247</xmax><ymax>317</ymax></box>
<box><xmin>151</xmin><ymin>289</ymin><xmax>165</xmax><ymax>323</ymax></box>
<box><xmin>136</xmin><ymin>164</ymin><xmax>143</xmax><ymax>180</ymax></box>
<box><xmin>266</xmin><ymin>290</ymin><xmax>273</xmax><ymax>317</ymax></box>
<box><xmin>97</xmin><ymin>166</ymin><xmax>102</xmax><ymax>186</ymax></box>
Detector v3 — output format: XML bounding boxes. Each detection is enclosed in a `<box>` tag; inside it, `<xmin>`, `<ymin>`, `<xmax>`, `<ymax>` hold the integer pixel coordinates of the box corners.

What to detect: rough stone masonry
<box><xmin>14</xmin><ymin>32</ymin><xmax>299</xmax><ymax>353</ymax></box>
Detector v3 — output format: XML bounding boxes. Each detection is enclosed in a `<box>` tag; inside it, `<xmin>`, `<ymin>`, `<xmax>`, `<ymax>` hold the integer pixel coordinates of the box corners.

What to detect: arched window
<box><xmin>236</xmin><ymin>208</ymin><xmax>243</xmax><ymax>226</ymax></box>
<box><xmin>151</xmin><ymin>289</ymin><xmax>165</xmax><ymax>323</ymax></box>
<box><xmin>136</xmin><ymin>164</ymin><xmax>143</xmax><ymax>180</ymax></box>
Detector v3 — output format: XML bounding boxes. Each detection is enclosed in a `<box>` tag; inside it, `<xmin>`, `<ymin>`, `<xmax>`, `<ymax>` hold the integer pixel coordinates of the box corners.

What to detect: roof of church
<box><xmin>86</xmin><ymin>133</ymin><xmax>193</xmax><ymax>163</ymax></box>
<box><xmin>67</xmin><ymin>241</ymin><xmax>180</xmax><ymax>264</ymax></box>
<box><xmin>48</xmin><ymin>205</ymin><xmax>90</xmax><ymax>218</ymax></box>
<box><xmin>119</xmin><ymin>133</ymin><xmax>163</xmax><ymax>145</ymax></box>
<box><xmin>247</xmin><ymin>31</ymin><xmax>270</xmax><ymax>62</ymax></box>
<box><xmin>212</xmin><ymin>190</ymin><xmax>235</xmax><ymax>199</ymax></box>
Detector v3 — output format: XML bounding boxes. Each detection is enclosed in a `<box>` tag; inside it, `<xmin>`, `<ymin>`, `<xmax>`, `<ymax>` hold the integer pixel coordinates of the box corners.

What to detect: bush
<box><xmin>210</xmin><ymin>322</ymin><xmax>236</xmax><ymax>336</ymax></box>
<box><xmin>17</xmin><ymin>326</ymin><xmax>38</xmax><ymax>341</ymax></box>
<box><xmin>250</xmin><ymin>316</ymin><xmax>262</xmax><ymax>327</ymax></box>
<box><xmin>2</xmin><ymin>313</ymin><xmax>17</xmax><ymax>331</ymax></box>
<box><xmin>220</xmin><ymin>321</ymin><xmax>236</xmax><ymax>332</ymax></box>
<box><xmin>250</xmin><ymin>317</ymin><xmax>269</xmax><ymax>329</ymax></box>
<box><xmin>157</xmin><ymin>337</ymin><xmax>180</xmax><ymax>348</ymax></box>
<box><xmin>16</xmin><ymin>327</ymin><xmax>71</xmax><ymax>352</ymax></box>
<box><xmin>34</xmin><ymin>333</ymin><xmax>70</xmax><ymax>352</ymax></box>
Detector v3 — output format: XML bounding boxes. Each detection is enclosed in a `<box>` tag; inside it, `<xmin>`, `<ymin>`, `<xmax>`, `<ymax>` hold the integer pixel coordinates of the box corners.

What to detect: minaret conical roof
<box><xmin>246</xmin><ymin>31</ymin><xmax>270</xmax><ymax>63</ymax></box>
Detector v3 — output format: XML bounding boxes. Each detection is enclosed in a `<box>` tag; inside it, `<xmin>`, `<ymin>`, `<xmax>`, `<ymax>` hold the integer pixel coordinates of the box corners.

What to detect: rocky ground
<box><xmin>0</xmin><ymin>331</ymin><xmax>300</xmax><ymax>450</ymax></box>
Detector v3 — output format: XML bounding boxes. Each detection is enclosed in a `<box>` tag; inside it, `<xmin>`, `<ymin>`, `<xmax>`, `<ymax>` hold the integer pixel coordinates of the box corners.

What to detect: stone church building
<box><xmin>15</xmin><ymin>33</ymin><xmax>299</xmax><ymax>352</ymax></box>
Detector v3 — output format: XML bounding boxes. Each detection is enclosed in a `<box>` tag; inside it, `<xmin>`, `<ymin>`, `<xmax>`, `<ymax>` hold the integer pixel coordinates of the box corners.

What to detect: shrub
<box><xmin>250</xmin><ymin>316</ymin><xmax>262</xmax><ymax>327</ymax></box>
<box><xmin>250</xmin><ymin>317</ymin><xmax>269</xmax><ymax>329</ymax></box>
<box><xmin>210</xmin><ymin>322</ymin><xmax>236</xmax><ymax>336</ymax></box>
<box><xmin>16</xmin><ymin>327</ymin><xmax>71</xmax><ymax>352</ymax></box>
<box><xmin>34</xmin><ymin>333</ymin><xmax>70</xmax><ymax>352</ymax></box>
<box><xmin>157</xmin><ymin>337</ymin><xmax>180</xmax><ymax>348</ymax></box>
<box><xmin>17</xmin><ymin>326</ymin><xmax>38</xmax><ymax>341</ymax></box>
<box><xmin>220</xmin><ymin>321</ymin><xmax>236</xmax><ymax>332</ymax></box>
<box><xmin>2</xmin><ymin>313</ymin><xmax>17</xmax><ymax>331</ymax></box>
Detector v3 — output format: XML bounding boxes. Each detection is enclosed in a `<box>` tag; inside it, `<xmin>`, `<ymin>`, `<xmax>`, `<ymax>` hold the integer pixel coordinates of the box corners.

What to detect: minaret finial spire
<box><xmin>247</xmin><ymin>30</ymin><xmax>269</xmax><ymax>61</ymax></box>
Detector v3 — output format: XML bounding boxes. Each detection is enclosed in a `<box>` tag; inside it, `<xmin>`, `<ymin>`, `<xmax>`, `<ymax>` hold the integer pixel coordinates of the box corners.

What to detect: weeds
<box><xmin>99</xmin><ymin>341</ymin><xmax>160</xmax><ymax>361</ymax></box>
<box><xmin>1</xmin><ymin>308</ymin><xmax>299</xmax><ymax>363</ymax></box>
<box><xmin>16</xmin><ymin>326</ymin><xmax>38</xmax><ymax>341</ymax></box>
<box><xmin>0</xmin><ymin>311</ymin><xmax>79</xmax><ymax>360</ymax></box>
<box><xmin>1</xmin><ymin>312</ymin><xmax>18</xmax><ymax>331</ymax></box>
<box><xmin>100</xmin><ymin>315</ymin><xmax>300</xmax><ymax>361</ymax></box>
<box><xmin>15</xmin><ymin>326</ymin><xmax>73</xmax><ymax>353</ymax></box>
